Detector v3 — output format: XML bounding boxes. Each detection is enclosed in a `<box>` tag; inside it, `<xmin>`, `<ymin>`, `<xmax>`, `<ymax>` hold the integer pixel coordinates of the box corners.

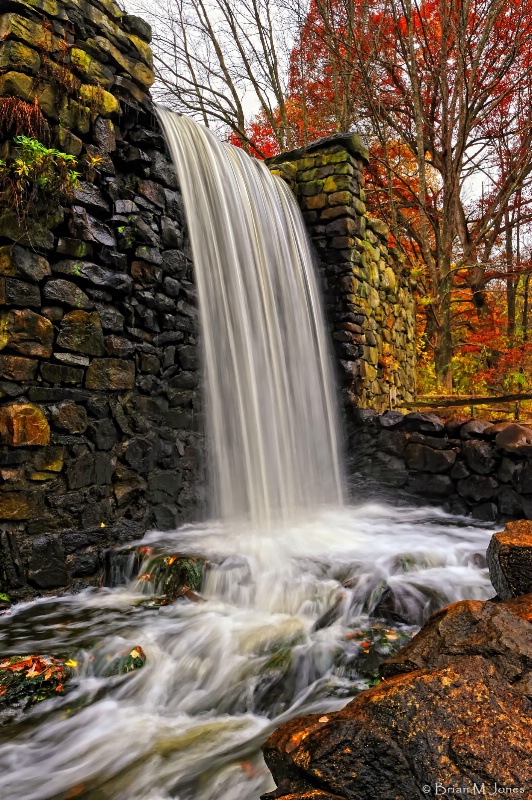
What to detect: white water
<box><xmin>0</xmin><ymin>505</ymin><xmax>494</xmax><ymax>800</ymax></box>
<box><xmin>156</xmin><ymin>111</ymin><xmax>343</xmax><ymax>524</ymax></box>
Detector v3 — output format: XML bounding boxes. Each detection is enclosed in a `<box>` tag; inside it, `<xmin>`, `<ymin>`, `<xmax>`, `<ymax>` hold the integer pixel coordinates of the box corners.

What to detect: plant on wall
<box><xmin>0</xmin><ymin>98</ymin><xmax>50</xmax><ymax>143</ymax></box>
<box><xmin>0</xmin><ymin>135</ymin><xmax>80</xmax><ymax>224</ymax></box>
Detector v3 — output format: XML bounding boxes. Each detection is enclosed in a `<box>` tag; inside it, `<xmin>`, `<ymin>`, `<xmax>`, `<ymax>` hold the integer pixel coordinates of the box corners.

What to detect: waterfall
<box><xmin>157</xmin><ymin>111</ymin><xmax>344</xmax><ymax>524</ymax></box>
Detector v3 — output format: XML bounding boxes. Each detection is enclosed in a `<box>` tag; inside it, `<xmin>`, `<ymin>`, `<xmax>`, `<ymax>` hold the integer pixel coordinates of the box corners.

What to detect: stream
<box><xmin>0</xmin><ymin>503</ymin><xmax>493</xmax><ymax>800</ymax></box>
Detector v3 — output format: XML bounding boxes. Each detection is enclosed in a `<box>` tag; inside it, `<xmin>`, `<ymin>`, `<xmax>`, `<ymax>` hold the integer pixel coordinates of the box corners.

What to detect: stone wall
<box><xmin>351</xmin><ymin>410</ymin><xmax>532</xmax><ymax>521</ymax></box>
<box><xmin>0</xmin><ymin>0</ymin><xmax>204</xmax><ymax>600</ymax></box>
<box><xmin>268</xmin><ymin>134</ymin><xmax>416</xmax><ymax>413</ymax></box>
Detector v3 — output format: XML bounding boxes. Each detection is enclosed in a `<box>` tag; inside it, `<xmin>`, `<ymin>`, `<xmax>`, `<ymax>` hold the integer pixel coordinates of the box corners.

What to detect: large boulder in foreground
<box><xmin>262</xmin><ymin>589</ymin><xmax>532</xmax><ymax>799</ymax></box>
<box><xmin>262</xmin><ymin>657</ymin><xmax>532</xmax><ymax>800</ymax></box>
<box><xmin>488</xmin><ymin>519</ymin><xmax>532</xmax><ymax>600</ymax></box>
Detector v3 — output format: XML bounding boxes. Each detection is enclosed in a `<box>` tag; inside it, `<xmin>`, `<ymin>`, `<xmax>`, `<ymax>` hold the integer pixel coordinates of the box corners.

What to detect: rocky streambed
<box><xmin>262</xmin><ymin>520</ymin><xmax>532</xmax><ymax>799</ymax></box>
<box><xmin>0</xmin><ymin>504</ymin><xmax>493</xmax><ymax>800</ymax></box>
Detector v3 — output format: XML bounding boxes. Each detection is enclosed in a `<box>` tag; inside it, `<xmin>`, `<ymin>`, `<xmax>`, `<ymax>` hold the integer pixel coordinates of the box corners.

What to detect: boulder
<box><xmin>487</xmin><ymin>520</ymin><xmax>532</xmax><ymax>599</ymax></box>
<box><xmin>460</xmin><ymin>419</ymin><xmax>492</xmax><ymax>439</ymax></box>
<box><xmin>262</xmin><ymin>658</ymin><xmax>532</xmax><ymax>800</ymax></box>
<box><xmin>404</xmin><ymin>443</ymin><xmax>456</xmax><ymax>473</ymax></box>
<box><xmin>495</xmin><ymin>424</ymin><xmax>532</xmax><ymax>452</ymax></box>
<box><xmin>462</xmin><ymin>439</ymin><xmax>495</xmax><ymax>475</ymax></box>
<box><xmin>382</xmin><ymin>595</ymin><xmax>532</xmax><ymax>686</ymax></box>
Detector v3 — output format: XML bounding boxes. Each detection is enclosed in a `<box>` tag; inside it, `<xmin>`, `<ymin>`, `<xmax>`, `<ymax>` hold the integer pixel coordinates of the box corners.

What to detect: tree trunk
<box><xmin>434</xmin><ymin>293</ymin><xmax>453</xmax><ymax>391</ymax></box>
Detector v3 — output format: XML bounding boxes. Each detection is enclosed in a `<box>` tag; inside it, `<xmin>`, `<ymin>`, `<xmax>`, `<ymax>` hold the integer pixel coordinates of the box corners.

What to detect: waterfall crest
<box><xmin>157</xmin><ymin>111</ymin><xmax>344</xmax><ymax>524</ymax></box>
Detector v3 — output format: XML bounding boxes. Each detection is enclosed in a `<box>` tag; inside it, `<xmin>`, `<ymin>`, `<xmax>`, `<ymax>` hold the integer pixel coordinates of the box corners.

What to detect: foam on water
<box><xmin>0</xmin><ymin>503</ymin><xmax>494</xmax><ymax>800</ymax></box>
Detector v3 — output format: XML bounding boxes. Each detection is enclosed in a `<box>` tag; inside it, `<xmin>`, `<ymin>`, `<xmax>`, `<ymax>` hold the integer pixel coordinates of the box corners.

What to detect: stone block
<box><xmin>0</xmin><ymin>490</ymin><xmax>43</xmax><ymax>520</ymax></box>
<box><xmin>43</xmin><ymin>279</ymin><xmax>92</xmax><ymax>309</ymax></box>
<box><xmin>57</xmin><ymin>310</ymin><xmax>105</xmax><ymax>357</ymax></box>
<box><xmin>50</xmin><ymin>402</ymin><xmax>88</xmax><ymax>434</ymax></box>
<box><xmin>0</xmin><ymin>276</ymin><xmax>40</xmax><ymax>307</ymax></box>
<box><xmin>0</xmin><ymin>402</ymin><xmax>50</xmax><ymax>446</ymax></box>
<box><xmin>0</xmin><ymin>309</ymin><xmax>53</xmax><ymax>357</ymax></box>
<box><xmin>0</xmin><ymin>245</ymin><xmax>50</xmax><ymax>281</ymax></box>
<box><xmin>405</xmin><ymin>443</ymin><xmax>456</xmax><ymax>474</ymax></box>
<box><xmin>28</xmin><ymin>535</ymin><xmax>67</xmax><ymax>588</ymax></box>
<box><xmin>40</xmin><ymin>362</ymin><xmax>84</xmax><ymax>385</ymax></box>
<box><xmin>0</xmin><ymin>354</ymin><xmax>37</xmax><ymax>381</ymax></box>
<box><xmin>85</xmin><ymin>358</ymin><xmax>135</xmax><ymax>390</ymax></box>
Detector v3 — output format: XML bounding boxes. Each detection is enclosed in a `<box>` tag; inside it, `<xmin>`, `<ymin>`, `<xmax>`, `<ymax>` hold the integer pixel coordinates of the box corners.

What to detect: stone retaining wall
<box><xmin>351</xmin><ymin>409</ymin><xmax>532</xmax><ymax>521</ymax></box>
<box><xmin>0</xmin><ymin>0</ymin><xmax>204</xmax><ymax>599</ymax></box>
<box><xmin>268</xmin><ymin>135</ymin><xmax>416</xmax><ymax>413</ymax></box>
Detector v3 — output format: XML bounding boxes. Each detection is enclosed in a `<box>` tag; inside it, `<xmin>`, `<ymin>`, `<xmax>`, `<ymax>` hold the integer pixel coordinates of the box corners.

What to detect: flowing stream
<box><xmin>0</xmin><ymin>506</ymin><xmax>493</xmax><ymax>800</ymax></box>
<box><xmin>0</xmin><ymin>115</ymin><xmax>496</xmax><ymax>799</ymax></box>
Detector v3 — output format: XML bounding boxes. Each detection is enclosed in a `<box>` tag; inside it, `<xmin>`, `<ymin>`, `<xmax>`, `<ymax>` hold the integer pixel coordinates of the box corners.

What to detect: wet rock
<box><xmin>53</xmin><ymin>260</ymin><xmax>133</xmax><ymax>293</ymax></box>
<box><xmin>462</xmin><ymin>439</ymin><xmax>495</xmax><ymax>475</ymax></box>
<box><xmin>404</xmin><ymin>443</ymin><xmax>456</xmax><ymax>474</ymax></box>
<box><xmin>0</xmin><ymin>354</ymin><xmax>37</xmax><ymax>381</ymax></box>
<box><xmin>487</xmin><ymin>520</ymin><xmax>532</xmax><ymax>599</ymax></box>
<box><xmin>0</xmin><ymin>245</ymin><xmax>50</xmax><ymax>281</ymax></box>
<box><xmin>0</xmin><ymin>276</ymin><xmax>41</xmax><ymax>307</ymax></box>
<box><xmin>69</xmin><ymin>206</ymin><xmax>117</xmax><ymax>247</ymax></box>
<box><xmin>382</xmin><ymin>595</ymin><xmax>532</xmax><ymax>683</ymax></box>
<box><xmin>50</xmin><ymin>402</ymin><xmax>88</xmax><ymax>434</ymax></box>
<box><xmin>262</xmin><ymin>658</ymin><xmax>532</xmax><ymax>800</ymax></box>
<box><xmin>28</xmin><ymin>535</ymin><xmax>68</xmax><ymax>588</ymax></box>
<box><xmin>57</xmin><ymin>310</ymin><xmax>105</xmax><ymax>356</ymax></box>
<box><xmin>40</xmin><ymin>362</ymin><xmax>84</xmax><ymax>385</ymax></box>
<box><xmin>0</xmin><ymin>309</ymin><xmax>53</xmax><ymax>358</ymax></box>
<box><xmin>376</xmin><ymin>410</ymin><xmax>404</xmax><ymax>428</ymax></box>
<box><xmin>407</xmin><ymin>472</ymin><xmax>453</xmax><ymax>496</ymax></box>
<box><xmin>497</xmin><ymin>485</ymin><xmax>524</xmax><ymax>516</ymax></box>
<box><xmin>72</xmin><ymin>551</ymin><xmax>99</xmax><ymax>577</ymax></box>
<box><xmin>457</xmin><ymin>474</ymin><xmax>498</xmax><ymax>502</ymax></box>
<box><xmin>43</xmin><ymin>278</ymin><xmax>93</xmax><ymax>309</ymax></box>
<box><xmin>85</xmin><ymin>358</ymin><xmax>135</xmax><ymax>390</ymax></box>
<box><xmin>403</xmin><ymin>412</ymin><xmax>444</xmax><ymax>433</ymax></box>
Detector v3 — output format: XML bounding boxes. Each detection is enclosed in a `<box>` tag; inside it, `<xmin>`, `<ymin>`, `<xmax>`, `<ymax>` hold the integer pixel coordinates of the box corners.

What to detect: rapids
<box><xmin>0</xmin><ymin>504</ymin><xmax>493</xmax><ymax>800</ymax></box>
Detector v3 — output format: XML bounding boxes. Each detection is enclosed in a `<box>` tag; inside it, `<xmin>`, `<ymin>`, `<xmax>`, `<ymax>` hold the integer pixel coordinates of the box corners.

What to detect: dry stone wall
<box><xmin>352</xmin><ymin>409</ymin><xmax>532</xmax><ymax>521</ymax></box>
<box><xmin>268</xmin><ymin>134</ymin><xmax>416</xmax><ymax>414</ymax></box>
<box><xmin>0</xmin><ymin>0</ymin><xmax>204</xmax><ymax>600</ymax></box>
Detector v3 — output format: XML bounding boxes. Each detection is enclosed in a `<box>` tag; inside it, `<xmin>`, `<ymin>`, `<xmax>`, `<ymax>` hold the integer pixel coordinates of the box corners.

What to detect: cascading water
<box><xmin>156</xmin><ymin>111</ymin><xmax>343</xmax><ymax>524</ymax></box>
<box><xmin>0</xmin><ymin>115</ymin><xmax>496</xmax><ymax>800</ymax></box>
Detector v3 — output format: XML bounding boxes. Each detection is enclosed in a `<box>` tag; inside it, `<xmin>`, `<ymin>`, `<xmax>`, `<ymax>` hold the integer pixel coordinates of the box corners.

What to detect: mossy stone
<box><xmin>0</xmin><ymin>40</ymin><xmax>40</xmax><ymax>73</ymax></box>
<box><xmin>79</xmin><ymin>84</ymin><xmax>120</xmax><ymax>118</ymax></box>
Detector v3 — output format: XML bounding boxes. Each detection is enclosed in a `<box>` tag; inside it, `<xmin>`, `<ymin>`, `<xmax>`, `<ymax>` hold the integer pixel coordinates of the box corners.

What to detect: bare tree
<box><xmin>127</xmin><ymin>0</ymin><xmax>299</xmax><ymax>154</ymax></box>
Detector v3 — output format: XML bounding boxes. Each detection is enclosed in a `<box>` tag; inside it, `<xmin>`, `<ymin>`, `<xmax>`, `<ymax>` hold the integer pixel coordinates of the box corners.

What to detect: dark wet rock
<box><xmin>43</xmin><ymin>278</ymin><xmax>93</xmax><ymax>309</ymax></box>
<box><xmin>457</xmin><ymin>474</ymin><xmax>498</xmax><ymax>502</ymax></box>
<box><xmin>404</xmin><ymin>443</ymin><xmax>456</xmax><ymax>473</ymax></box>
<box><xmin>28</xmin><ymin>535</ymin><xmax>68</xmax><ymax>589</ymax></box>
<box><xmin>0</xmin><ymin>245</ymin><xmax>51</xmax><ymax>281</ymax></box>
<box><xmin>403</xmin><ymin>412</ymin><xmax>444</xmax><ymax>433</ymax></box>
<box><xmin>262</xmin><ymin>658</ymin><xmax>532</xmax><ymax>800</ymax></box>
<box><xmin>69</xmin><ymin>206</ymin><xmax>117</xmax><ymax>247</ymax></box>
<box><xmin>487</xmin><ymin>520</ymin><xmax>532</xmax><ymax>600</ymax></box>
<box><xmin>462</xmin><ymin>439</ymin><xmax>495</xmax><ymax>475</ymax></box>
<box><xmin>497</xmin><ymin>485</ymin><xmax>524</xmax><ymax>516</ymax></box>
<box><xmin>407</xmin><ymin>472</ymin><xmax>453</xmax><ymax>496</ymax></box>
<box><xmin>72</xmin><ymin>551</ymin><xmax>99</xmax><ymax>577</ymax></box>
<box><xmin>377</xmin><ymin>410</ymin><xmax>404</xmax><ymax>429</ymax></box>
<box><xmin>0</xmin><ymin>276</ymin><xmax>41</xmax><ymax>307</ymax></box>
<box><xmin>57</xmin><ymin>310</ymin><xmax>105</xmax><ymax>356</ymax></box>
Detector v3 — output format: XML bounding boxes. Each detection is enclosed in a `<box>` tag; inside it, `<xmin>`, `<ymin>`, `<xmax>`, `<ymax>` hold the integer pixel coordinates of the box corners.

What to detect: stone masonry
<box><xmin>0</xmin><ymin>0</ymin><xmax>204</xmax><ymax>600</ymax></box>
<box><xmin>268</xmin><ymin>133</ymin><xmax>416</xmax><ymax>414</ymax></box>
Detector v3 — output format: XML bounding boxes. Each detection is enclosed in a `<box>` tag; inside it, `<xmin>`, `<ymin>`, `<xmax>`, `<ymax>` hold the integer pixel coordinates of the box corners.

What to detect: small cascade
<box><xmin>156</xmin><ymin>111</ymin><xmax>343</xmax><ymax>524</ymax></box>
